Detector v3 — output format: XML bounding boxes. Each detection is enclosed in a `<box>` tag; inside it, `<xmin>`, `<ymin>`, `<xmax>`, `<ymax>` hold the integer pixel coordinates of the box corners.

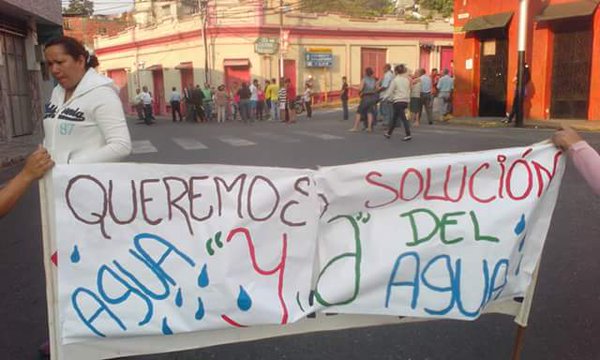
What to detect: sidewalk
<box><xmin>1</xmin><ymin>113</ymin><xmax>599</xmax><ymax>171</ymax></box>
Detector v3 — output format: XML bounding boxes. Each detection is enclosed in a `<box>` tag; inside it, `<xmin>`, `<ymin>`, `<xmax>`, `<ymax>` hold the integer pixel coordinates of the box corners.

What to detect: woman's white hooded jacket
<box><xmin>43</xmin><ymin>68</ymin><xmax>132</xmax><ymax>164</ymax></box>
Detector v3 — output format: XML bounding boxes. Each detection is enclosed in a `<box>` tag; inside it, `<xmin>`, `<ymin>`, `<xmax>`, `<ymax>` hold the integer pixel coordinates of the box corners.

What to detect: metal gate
<box><xmin>479</xmin><ymin>37</ymin><xmax>508</xmax><ymax>117</ymax></box>
<box><xmin>0</xmin><ymin>32</ymin><xmax>33</xmax><ymax>137</ymax></box>
<box><xmin>551</xmin><ymin>20</ymin><xmax>592</xmax><ymax>119</ymax></box>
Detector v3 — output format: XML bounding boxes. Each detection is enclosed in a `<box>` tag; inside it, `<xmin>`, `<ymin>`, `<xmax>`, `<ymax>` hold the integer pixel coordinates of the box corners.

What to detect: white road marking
<box><xmin>252</xmin><ymin>132</ymin><xmax>301</xmax><ymax>143</ymax></box>
<box><xmin>172</xmin><ymin>137</ymin><xmax>208</xmax><ymax>150</ymax></box>
<box><xmin>292</xmin><ymin>130</ymin><xmax>344</xmax><ymax>140</ymax></box>
<box><xmin>131</xmin><ymin>140</ymin><xmax>158</xmax><ymax>154</ymax></box>
<box><xmin>218</xmin><ymin>137</ymin><xmax>257</xmax><ymax>146</ymax></box>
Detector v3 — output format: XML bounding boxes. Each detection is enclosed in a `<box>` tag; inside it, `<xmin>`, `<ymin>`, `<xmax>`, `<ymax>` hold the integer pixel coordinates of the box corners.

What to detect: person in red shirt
<box><xmin>286</xmin><ymin>78</ymin><xmax>297</xmax><ymax>124</ymax></box>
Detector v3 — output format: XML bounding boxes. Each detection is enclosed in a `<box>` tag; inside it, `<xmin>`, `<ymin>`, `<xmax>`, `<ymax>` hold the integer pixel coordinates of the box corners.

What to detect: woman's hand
<box><xmin>552</xmin><ymin>124</ymin><xmax>583</xmax><ymax>151</ymax></box>
<box><xmin>21</xmin><ymin>145</ymin><xmax>55</xmax><ymax>182</ymax></box>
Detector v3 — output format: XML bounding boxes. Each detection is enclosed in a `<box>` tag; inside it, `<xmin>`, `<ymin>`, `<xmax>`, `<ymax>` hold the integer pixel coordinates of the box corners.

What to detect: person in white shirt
<box><xmin>249</xmin><ymin>79</ymin><xmax>259</xmax><ymax>121</ymax></box>
<box><xmin>379</xmin><ymin>64</ymin><xmax>395</xmax><ymax>127</ymax></box>
<box><xmin>169</xmin><ymin>87</ymin><xmax>183</xmax><ymax>122</ymax></box>
<box><xmin>133</xmin><ymin>88</ymin><xmax>144</xmax><ymax>122</ymax></box>
<box><xmin>43</xmin><ymin>36</ymin><xmax>132</xmax><ymax>163</ymax></box>
<box><xmin>384</xmin><ymin>64</ymin><xmax>412</xmax><ymax>141</ymax></box>
<box><xmin>141</xmin><ymin>86</ymin><xmax>154</xmax><ymax>125</ymax></box>
<box><xmin>303</xmin><ymin>83</ymin><xmax>313</xmax><ymax>119</ymax></box>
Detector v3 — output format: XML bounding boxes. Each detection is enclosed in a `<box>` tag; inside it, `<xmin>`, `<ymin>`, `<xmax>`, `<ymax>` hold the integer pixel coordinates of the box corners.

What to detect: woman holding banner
<box><xmin>43</xmin><ymin>36</ymin><xmax>131</xmax><ymax>164</ymax></box>
<box><xmin>552</xmin><ymin>124</ymin><xmax>600</xmax><ymax>195</ymax></box>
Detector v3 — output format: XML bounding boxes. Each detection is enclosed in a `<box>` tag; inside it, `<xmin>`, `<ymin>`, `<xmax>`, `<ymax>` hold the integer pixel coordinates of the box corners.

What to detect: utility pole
<box><xmin>515</xmin><ymin>0</ymin><xmax>529</xmax><ymax>127</ymax></box>
<box><xmin>200</xmin><ymin>0</ymin><xmax>209</xmax><ymax>84</ymax></box>
<box><xmin>279</xmin><ymin>0</ymin><xmax>284</xmax><ymax>81</ymax></box>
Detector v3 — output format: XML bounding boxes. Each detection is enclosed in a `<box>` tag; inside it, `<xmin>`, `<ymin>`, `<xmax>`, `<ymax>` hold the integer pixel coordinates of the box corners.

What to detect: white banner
<box><xmin>42</xmin><ymin>142</ymin><xmax>565</xmax><ymax>359</ymax></box>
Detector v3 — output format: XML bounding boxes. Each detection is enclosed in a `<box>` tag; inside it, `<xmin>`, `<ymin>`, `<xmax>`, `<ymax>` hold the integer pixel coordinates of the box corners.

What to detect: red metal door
<box><xmin>419</xmin><ymin>48</ymin><xmax>431</xmax><ymax>72</ymax></box>
<box><xmin>224</xmin><ymin>65</ymin><xmax>250</xmax><ymax>91</ymax></box>
<box><xmin>179</xmin><ymin>67</ymin><xmax>194</xmax><ymax>113</ymax></box>
<box><xmin>284</xmin><ymin>59</ymin><xmax>296</xmax><ymax>89</ymax></box>
<box><xmin>440</xmin><ymin>46</ymin><xmax>454</xmax><ymax>75</ymax></box>
<box><xmin>107</xmin><ymin>69</ymin><xmax>129</xmax><ymax>113</ymax></box>
<box><xmin>361</xmin><ymin>48</ymin><xmax>386</xmax><ymax>79</ymax></box>
<box><xmin>152</xmin><ymin>69</ymin><xmax>165</xmax><ymax>115</ymax></box>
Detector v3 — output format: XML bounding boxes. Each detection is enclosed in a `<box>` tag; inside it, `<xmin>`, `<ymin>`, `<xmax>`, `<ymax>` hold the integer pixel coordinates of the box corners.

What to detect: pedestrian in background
<box><xmin>349</xmin><ymin>67</ymin><xmax>378</xmax><ymax>132</ymax></box>
<box><xmin>141</xmin><ymin>86</ymin><xmax>154</xmax><ymax>125</ymax></box>
<box><xmin>257</xmin><ymin>83</ymin><xmax>265</xmax><ymax>121</ymax></box>
<box><xmin>230</xmin><ymin>82</ymin><xmax>240</xmax><ymax>121</ymax></box>
<box><xmin>237</xmin><ymin>82</ymin><xmax>252</xmax><ymax>123</ymax></box>
<box><xmin>552</xmin><ymin>124</ymin><xmax>600</xmax><ymax>195</ymax></box>
<box><xmin>384</xmin><ymin>64</ymin><xmax>411</xmax><ymax>141</ymax></box>
<box><xmin>264</xmin><ymin>79</ymin><xmax>272</xmax><ymax>116</ymax></box>
<box><xmin>184</xmin><ymin>83</ymin><xmax>195</xmax><ymax>122</ymax></box>
<box><xmin>133</xmin><ymin>88</ymin><xmax>144</xmax><ymax>122</ymax></box>
<box><xmin>169</xmin><ymin>86</ymin><xmax>183</xmax><ymax>122</ymax></box>
<box><xmin>437</xmin><ymin>69</ymin><xmax>454</xmax><ymax>121</ymax></box>
<box><xmin>0</xmin><ymin>146</ymin><xmax>54</xmax><ymax>218</ymax></box>
<box><xmin>192</xmin><ymin>84</ymin><xmax>205</xmax><ymax>122</ymax></box>
<box><xmin>502</xmin><ymin>63</ymin><xmax>531</xmax><ymax>124</ymax></box>
<box><xmin>409</xmin><ymin>68</ymin><xmax>423</xmax><ymax>127</ymax></box>
<box><xmin>268</xmin><ymin>78</ymin><xmax>279</xmax><ymax>122</ymax></box>
<box><xmin>215</xmin><ymin>84</ymin><xmax>229</xmax><ymax>123</ymax></box>
<box><xmin>279</xmin><ymin>77</ymin><xmax>288</xmax><ymax>123</ymax></box>
<box><xmin>419</xmin><ymin>68</ymin><xmax>434</xmax><ymax>124</ymax></box>
<box><xmin>286</xmin><ymin>78</ymin><xmax>297</xmax><ymax>124</ymax></box>
<box><xmin>303</xmin><ymin>82</ymin><xmax>313</xmax><ymax>119</ymax></box>
<box><xmin>250</xmin><ymin>79</ymin><xmax>259</xmax><ymax>121</ymax></box>
<box><xmin>202</xmin><ymin>83</ymin><xmax>214</xmax><ymax>122</ymax></box>
<box><xmin>379</xmin><ymin>64</ymin><xmax>395</xmax><ymax>128</ymax></box>
<box><xmin>341</xmin><ymin>76</ymin><xmax>349</xmax><ymax>120</ymax></box>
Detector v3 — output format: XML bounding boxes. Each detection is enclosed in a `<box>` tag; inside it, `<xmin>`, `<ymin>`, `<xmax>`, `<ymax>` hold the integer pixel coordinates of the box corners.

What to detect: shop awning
<box><xmin>223</xmin><ymin>59</ymin><xmax>250</xmax><ymax>67</ymax></box>
<box><xmin>145</xmin><ymin>64</ymin><xmax>162</xmax><ymax>71</ymax></box>
<box><xmin>535</xmin><ymin>0</ymin><xmax>599</xmax><ymax>22</ymax></box>
<box><xmin>463</xmin><ymin>12</ymin><xmax>513</xmax><ymax>32</ymax></box>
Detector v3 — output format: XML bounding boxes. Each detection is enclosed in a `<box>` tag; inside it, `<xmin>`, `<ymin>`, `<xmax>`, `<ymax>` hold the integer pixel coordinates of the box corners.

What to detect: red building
<box><xmin>63</xmin><ymin>14</ymin><xmax>132</xmax><ymax>48</ymax></box>
<box><xmin>453</xmin><ymin>0</ymin><xmax>600</xmax><ymax>121</ymax></box>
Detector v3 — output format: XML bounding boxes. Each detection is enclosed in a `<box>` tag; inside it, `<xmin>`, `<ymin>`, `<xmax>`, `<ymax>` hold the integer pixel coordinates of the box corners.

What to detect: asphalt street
<box><xmin>1</xmin><ymin>109</ymin><xmax>599</xmax><ymax>360</ymax></box>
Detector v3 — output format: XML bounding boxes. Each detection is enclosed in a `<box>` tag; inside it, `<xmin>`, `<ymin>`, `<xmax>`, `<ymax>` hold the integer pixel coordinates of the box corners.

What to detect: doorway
<box><xmin>478</xmin><ymin>36</ymin><xmax>508</xmax><ymax>117</ymax></box>
<box><xmin>1</xmin><ymin>32</ymin><xmax>32</xmax><ymax>137</ymax></box>
<box><xmin>224</xmin><ymin>61</ymin><xmax>250</xmax><ymax>92</ymax></box>
<box><xmin>550</xmin><ymin>19</ymin><xmax>592</xmax><ymax>119</ymax></box>
<box><xmin>361</xmin><ymin>47</ymin><xmax>387</xmax><ymax>79</ymax></box>
<box><xmin>107</xmin><ymin>69</ymin><xmax>129</xmax><ymax>114</ymax></box>
<box><xmin>284</xmin><ymin>59</ymin><xmax>296</xmax><ymax>89</ymax></box>
<box><xmin>152</xmin><ymin>69</ymin><xmax>165</xmax><ymax>115</ymax></box>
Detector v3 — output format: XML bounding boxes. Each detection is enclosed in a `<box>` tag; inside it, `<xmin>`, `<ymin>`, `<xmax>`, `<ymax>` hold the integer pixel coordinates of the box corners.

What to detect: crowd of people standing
<box><xmin>347</xmin><ymin>63</ymin><xmax>455</xmax><ymax>141</ymax></box>
<box><xmin>133</xmin><ymin>77</ymin><xmax>313</xmax><ymax>125</ymax></box>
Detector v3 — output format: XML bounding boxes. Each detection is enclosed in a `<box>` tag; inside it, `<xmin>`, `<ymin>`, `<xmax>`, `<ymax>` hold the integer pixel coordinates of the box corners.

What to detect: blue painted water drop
<box><xmin>70</xmin><ymin>245</ymin><xmax>80</xmax><ymax>263</ymax></box>
<box><xmin>237</xmin><ymin>285</ymin><xmax>252</xmax><ymax>312</ymax></box>
<box><xmin>198</xmin><ymin>264</ymin><xmax>209</xmax><ymax>288</ymax></box>
<box><xmin>175</xmin><ymin>288</ymin><xmax>183</xmax><ymax>308</ymax></box>
<box><xmin>195</xmin><ymin>297</ymin><xmax>205</xmax><ymax>320</ymax></box>
<box><xmin>514</xmin><ymin>214</ymin><xmax>526</xmax><ymax>235</ymax></box>
<box><xmin>161</xmin><ymin>317</ymin><xmax>173</xmax><ymax>335</ymax></box>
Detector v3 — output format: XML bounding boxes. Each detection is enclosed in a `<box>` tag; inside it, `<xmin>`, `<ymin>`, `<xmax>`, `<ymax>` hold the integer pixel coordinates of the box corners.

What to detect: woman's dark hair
<box><xmin>394</xmin><ymin>64</ymin><xmax>407</xmax><ymax>75</ymax></box>
<box><xmin>365</xmin><ymin>67</ymin><xmax>374</xmax><ymax>77</ymax></box>
<box><xmin>45</xmin><ymin>36</ymin><xmax>99</xmax><ymax>69</ymax></box>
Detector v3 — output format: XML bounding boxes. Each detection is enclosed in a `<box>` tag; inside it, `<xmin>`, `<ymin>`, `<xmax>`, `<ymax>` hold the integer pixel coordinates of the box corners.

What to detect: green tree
<box><xmin>301</xmin><ymin>0</ymin><xmax>395</xmax><ymax>17</ymax></box>
<box><xmin>418</xmin><ymin>0</ymin><xmax>453</xmax><ymax>17</ymax></box>
<box><xmin>63</xmin><ymin>0</ymin><xmax>94</xmax><ymax>16</ymax></box>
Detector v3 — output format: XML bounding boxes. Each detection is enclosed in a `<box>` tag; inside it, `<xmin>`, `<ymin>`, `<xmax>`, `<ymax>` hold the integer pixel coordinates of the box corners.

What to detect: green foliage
<box><xmin>301</xmin><ymin>0</ymin><xmax>395</xmax><ymax>17</ymax></box>
<box><xmin>63</xmin><ymin>0</ymin><xmax>94</xmax><ymax>16</ymax></box>
<box><xmin>418</xmin><ymin>0</ymin><xmax>453</xmax><ymax>17</ymax></box>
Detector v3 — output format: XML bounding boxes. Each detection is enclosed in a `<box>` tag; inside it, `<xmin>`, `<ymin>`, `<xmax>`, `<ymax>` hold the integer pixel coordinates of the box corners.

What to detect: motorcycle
<box><xmin>293</xmin><ymin>96</ymin><xmax>306</xmax><ymax>115</ymax></box>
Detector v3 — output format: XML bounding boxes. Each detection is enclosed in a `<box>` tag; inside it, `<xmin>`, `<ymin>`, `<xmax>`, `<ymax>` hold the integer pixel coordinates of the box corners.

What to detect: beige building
<box><xmin>95</xmin><ymin>0</ymin><xmax>453</xmax><ymax>115</ymax></box>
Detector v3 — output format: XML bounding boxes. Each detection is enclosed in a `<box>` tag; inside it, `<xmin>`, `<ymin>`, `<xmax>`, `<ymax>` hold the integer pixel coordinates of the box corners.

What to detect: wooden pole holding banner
<box><xmin>39</xmin><ymin>179</ymin><xmax>59</xmax><ymax>360</ymax></box>
<box><xmin>511</xmin><ymin>325</ymin><xmax>527</xmax><ymax>360</ymax></box>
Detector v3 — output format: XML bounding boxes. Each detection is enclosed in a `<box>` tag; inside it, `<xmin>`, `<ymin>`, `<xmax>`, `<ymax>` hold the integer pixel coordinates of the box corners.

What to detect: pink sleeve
<box><xmin>568</xmin><ymin>141</ymin><xmax>600</xmax><ymax>195</ymax></box>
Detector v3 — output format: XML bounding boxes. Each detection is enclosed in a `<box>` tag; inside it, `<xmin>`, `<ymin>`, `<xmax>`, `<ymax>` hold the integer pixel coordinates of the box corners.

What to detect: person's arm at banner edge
<box><xmin>0</xmin><ymin>145</ymin><xmax>54</xmax><ymax>218</ymax></box>
<box><xmin>552</xmin><ymin>124</ymin><xmax>600</xmax><ymax>195</ymax></box>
